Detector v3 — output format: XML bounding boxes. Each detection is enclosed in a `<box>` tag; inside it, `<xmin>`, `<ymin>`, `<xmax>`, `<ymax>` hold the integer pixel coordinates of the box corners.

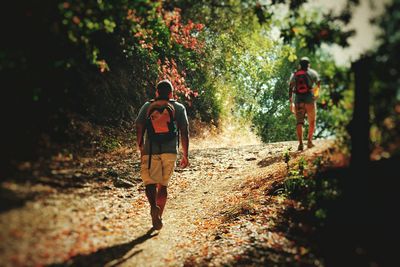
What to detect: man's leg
<box><xmin>141</xmin><ymin>155</ymin><xmax>163</xmax><ymax>230</ymax></box>
<box><xmin>145</xmin><ymin>184</ymin><xmax>157</xmax><ymax>208</ymax></box>
<box><xmin>296</xmin><ymin>124</ymin><xmax>303</xmax><ymax>150</ymax></box>
<box><xmin>157</xmin><ymin>153</ymin><xmax>177</xmax><ymax>218</ymax></box>
<box><xmin>295</xmin><ymin>103</ymin><xmax>306</xmax><ymax>151</ymax></box>
<box><xmin>307</xmin><ymin>119</ymin><xmax>315</xmax><ymax>146</ymax></box>
<box><xmin>145</xmin><ymin>184</ymin><xmax>162</xmax><ymax>230</ymax></box>
<box><xmin>156</xmin><ymin>184</ymin><xmax>168</xmax><ymax>217</ymax></box>
<box><xmin>306</xmin><ymin>103</ymin><xmax>316</xmax><ymax>148</ymax></box>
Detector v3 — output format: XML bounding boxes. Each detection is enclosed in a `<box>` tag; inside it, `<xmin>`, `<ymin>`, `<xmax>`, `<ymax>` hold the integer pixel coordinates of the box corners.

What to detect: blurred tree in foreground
<box><xmin>369</xmin><ymin>0</ymin><xmax>400</xmax><ymax>159</ymax></box>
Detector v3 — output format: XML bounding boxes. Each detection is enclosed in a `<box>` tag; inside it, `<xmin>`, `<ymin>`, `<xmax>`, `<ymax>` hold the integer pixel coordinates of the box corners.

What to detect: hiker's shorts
<box><xmin>295</xmin><ymin>102</ymin><xmax>316</xmax><ymax>125</ymax></box>
<box><xmin>140</xmin><ymin>153</ymin><xmax>177</xmax><ymax>186</ymax></box>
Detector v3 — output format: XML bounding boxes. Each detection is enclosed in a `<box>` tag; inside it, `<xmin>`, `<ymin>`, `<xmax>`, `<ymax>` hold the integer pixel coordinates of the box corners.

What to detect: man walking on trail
<box><xmin>289</xmin><ymin>57</ymin><xmax>321</xmax><ymax>151</ymax></box>
<box><xmin>135</xmin><ymin>79</ymin><xmax>189</xmax><ymax>230</ymax></box>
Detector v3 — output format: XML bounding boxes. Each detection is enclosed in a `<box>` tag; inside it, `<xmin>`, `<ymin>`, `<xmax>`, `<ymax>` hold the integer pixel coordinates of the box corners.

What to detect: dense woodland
<box><xmin>1</xmin><ymin>0</ymin><xmax>399</xmax><ymax>266</ymax></box>
<box><xmin>1</xmin><ymin>0</ymin><xmax>398</xmax><ymax>165</ymax></box>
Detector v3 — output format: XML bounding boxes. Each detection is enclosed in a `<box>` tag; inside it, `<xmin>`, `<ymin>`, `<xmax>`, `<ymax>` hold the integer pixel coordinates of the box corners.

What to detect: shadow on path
<box><xmin>48</xmin><ymin>228</ymin><xmax>158</xmax><ymax>267</ymax></box>
<box><xmin>0</xmin><ymin>187</ymin><xmax>35</xmax><ymax>213</ymax></box>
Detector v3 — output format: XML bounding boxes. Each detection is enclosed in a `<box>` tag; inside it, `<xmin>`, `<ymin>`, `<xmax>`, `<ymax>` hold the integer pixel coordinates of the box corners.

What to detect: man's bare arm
<box><xmin>289</xmin><ymin>81</ymin><xmax>294</xmax><ymax>102</ymax></box>
<box><xmin>179</xmin><ymin>124</ymin><xmax>189</xmax><ymax>168</ymax></box>
<box><xmin>313</xmin><ymin>80</ymin><xmax>321</xmax><ymax>99</ymax></box>
<box><xmin>136</xmin><ymin>122</ymin><xmax>145</xmax><ymax>156</ymax></box>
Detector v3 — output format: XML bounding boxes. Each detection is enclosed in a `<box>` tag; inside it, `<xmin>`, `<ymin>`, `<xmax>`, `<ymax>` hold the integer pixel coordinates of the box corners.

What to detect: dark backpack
<box><xmin>144</xmin><ymin>99</ymin><xmax>178</xmax><ymax>168</ymax></box>
<box><xmin>146</xmin><ymin>99</ymin><xmax>177</xmax><ymax>143</ymax></box>
<box><xmin>294</xmin><ymin>70</ymin><xmax>311</xmax><ymax>94</ymax></box>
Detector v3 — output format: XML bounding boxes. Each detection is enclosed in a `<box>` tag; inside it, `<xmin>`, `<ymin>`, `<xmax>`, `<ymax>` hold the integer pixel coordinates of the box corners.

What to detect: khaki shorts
<box><xmin>295</xmin><ymin>102</ymin><xmax>316</xmax><ymax>125</ymax></box>
<box><xmin>140</xmin><ymin>153</ymin><xmax>177</xmax><ymax>186</ymax></box>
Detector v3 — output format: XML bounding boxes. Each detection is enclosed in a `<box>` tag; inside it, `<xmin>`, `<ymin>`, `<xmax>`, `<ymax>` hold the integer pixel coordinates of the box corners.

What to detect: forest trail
<box><xmin>0</xmin><ymin>139</ymin><xmax>334</xmax><ymax>267</ymax></box>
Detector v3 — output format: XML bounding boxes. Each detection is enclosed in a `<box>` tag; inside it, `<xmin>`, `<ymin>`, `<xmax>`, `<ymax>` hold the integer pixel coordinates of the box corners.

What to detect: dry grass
<box><xmin>190</xmin><ymin>117</ymin><xmax>261</xmax><ymax>150</ymax></box>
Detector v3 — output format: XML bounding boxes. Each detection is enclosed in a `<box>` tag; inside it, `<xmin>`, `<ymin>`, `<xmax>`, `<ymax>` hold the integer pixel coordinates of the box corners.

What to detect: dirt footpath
<box><xmin>0</xmin><ymin>140</ymin><xmax>333</xmax><ymax>267</ymax></box>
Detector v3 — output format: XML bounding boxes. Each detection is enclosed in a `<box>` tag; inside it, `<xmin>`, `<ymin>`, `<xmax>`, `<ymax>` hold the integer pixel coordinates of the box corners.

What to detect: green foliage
<box><xmin>1</xmin><ymin>1</ymin><xmax>224</xmax><ymax>129</ymax></box>
<box><xmin>252</xmin><ymin>50</ymin><xmax>354</xmax><ymax>143</ymax></box>
<box><xmin>1</xmin><ymin>0</ymin><xmax>357</xmax><ymax>137</ymax></box>
<box><xmin>282</xmin><ymin>155</ymin><xmax>312</xmax><ymax>198</ymax></box>
<box><xmin>271</xmin><ymin>0</ymin><xmax>357</xmax><ymax>50</ymax></box>
<box><xmin>284</xmin><ymin>177</ymin><xmax>314</xmax><ymax>198</ymax></box>
<box><xmin>280</xmin><ymin>154</ymin><xmax>341</xmax><ymax>223</ymax></box>
<box><xmin>175</xmin><ymin>0</ymin><xmax>354</xmax><ymax>134</ymax></box>
<box><xmin>310</xmin><ymin>52</ymin><xmax>353</xmax><ymax>150</ymax></box>
<box><xmin>314</xmin><ymin>208</ymin><xmax>327</xmax><ymax>220</ymax></box>
<box><xmin>283</xmin><ymin>148</ymin><xmax>291</xmax><ymax>173</ymax></box>
<box><xmin>58</xmin><ymin>0</ymin><xmax>211</xmax><ymax>112</ymax></box>
<box><xmin>198</xmin><ymin>0</ymin><xmax>356</xmax><ymax>143</ymax></box>
<box><xmin>5</xmin><ymin>0</ymin><xmax>395</xmax><ymax>168</ymax></box>
<box><xmin>298</xmin><ymin>157</ymin><xmax>307</xmax><ymax>176</ymax></box>
<box><xmin>312</xmin><ymin>156</ymin><xmax>323</xmax><ymax>170</ymax></box>
<box><xmin>199</xmin><ymin>5</ymin><xmax>277</xmax><ymax>122</ymax></box>
<box><xmin>100</xmin><ymin>136</ymin><xmax>122</xmax><ymax>152</ymax></box>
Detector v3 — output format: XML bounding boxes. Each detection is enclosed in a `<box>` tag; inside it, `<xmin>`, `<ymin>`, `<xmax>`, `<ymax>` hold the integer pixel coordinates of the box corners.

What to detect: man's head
<box><xmin>299</xmin><ymin>57</ymin><xmax>310</xmax><ymax>70</ymax></box>
<box><xmin>156</xmin><ymin>79</ymin><xmax>174</xmax><ymax>100</ymax></box>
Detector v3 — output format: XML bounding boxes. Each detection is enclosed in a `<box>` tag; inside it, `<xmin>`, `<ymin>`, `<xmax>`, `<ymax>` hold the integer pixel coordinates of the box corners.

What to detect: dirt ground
<box><xmin>0</xmin><ymin>137</ymin><xmax>334</xmax><ymax>267</ymax></box>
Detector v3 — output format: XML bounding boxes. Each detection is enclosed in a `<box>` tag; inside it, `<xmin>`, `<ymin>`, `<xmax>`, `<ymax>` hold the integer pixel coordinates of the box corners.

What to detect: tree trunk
<box><xmin>348</xmin><ymin>56</ymin><xmax>372</xmax><ymax>222</ymax></box>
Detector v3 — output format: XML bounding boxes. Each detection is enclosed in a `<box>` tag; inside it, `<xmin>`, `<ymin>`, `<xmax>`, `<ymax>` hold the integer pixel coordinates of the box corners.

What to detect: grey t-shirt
<box><xmin>289</xmin><ymin>68</ymin><xmax>320</xmax><ymax>103</ymax></box>
<box><xmin>135</xmin><ymin>100</ymin><xmax>189</xmax><ymax>155</ymax></box>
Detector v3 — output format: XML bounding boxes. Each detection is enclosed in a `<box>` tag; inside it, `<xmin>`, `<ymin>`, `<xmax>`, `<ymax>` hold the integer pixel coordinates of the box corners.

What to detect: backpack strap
<box><xmin>177</xmin><ymin>128</ymin><xmax>180</xmax><ymax>149</ymax></box>
<box><xmin>148</xmin><ymin>139</ymin><xmax>152</xmax><ymax>169</ymax></box>
<box><xmin>295</xmin><ymin>69</ymin><xmax>309</xmax><ymax>79</ymax></box>
<box><xmin>147</xmin><ymin>100</ymin><xmax>176</xmax><ymax>118</ymax></box>
<box><xmin>147</xmin><ymin>100</ymin><xmax>155</xmax><ymax>169</ymax></box>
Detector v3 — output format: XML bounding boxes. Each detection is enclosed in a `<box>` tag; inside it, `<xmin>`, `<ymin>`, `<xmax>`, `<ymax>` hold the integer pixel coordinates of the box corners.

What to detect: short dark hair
<box><xmin>156</xmin><ymin>80</ymin><xmax>173</xmax><ymax>99</ymax></box>
<box><xmin>299</xmin><ymin>57</ymin><xmax>310</xmax><ymax>69</ymax></box>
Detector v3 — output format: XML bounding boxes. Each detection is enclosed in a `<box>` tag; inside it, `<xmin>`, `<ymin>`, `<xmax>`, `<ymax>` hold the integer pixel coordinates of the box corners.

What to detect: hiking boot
<box><xmin>307</xmin><ymin>141</ymin><xmax>315</xmax><ymax>148</ymax></box>
<box><xmin>151</xmin><ymin>206</ymin><xmax>163</xmax><ymax>230</ymax></box>
<box><xmin>297</xmin><ymin>143</ymin><xmax>304</xmax><ymax>151</ymax></box>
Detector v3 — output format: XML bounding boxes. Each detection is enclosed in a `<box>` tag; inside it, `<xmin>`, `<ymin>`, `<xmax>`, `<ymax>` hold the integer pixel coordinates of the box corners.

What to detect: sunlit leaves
<box><xmin>157</xmin><ymin>58</ymin><xmax>197</xmax><ymax>103</ymax></box>
<box><xmin>276</xmin><ymin>1</ymin><xmax>356</xmax><ymax>51</ymax></box>
<box><xmin>56</xmin><ymin>0</ymin><xmax>209</xmax><ymax>109</ymax></box>
<box><xmin>103</xmin><ymin>18</ymin><xmax>116</xmax><ymax>33</ymax></box>
<box><xmin>163</xmin><ymin>8</ymin><xmax>205</xmax><ymax>52</ymax></box>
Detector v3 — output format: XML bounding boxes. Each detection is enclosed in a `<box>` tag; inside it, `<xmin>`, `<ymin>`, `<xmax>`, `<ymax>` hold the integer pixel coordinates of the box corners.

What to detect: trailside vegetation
<box><xmin>1</xmin><ymin>0</ymin><xmax>398</xmax><ymax>182</ymax></box>
<box><xmin>1</xmin><ymin>0</ymin><xmax>399</xmax><ymax>265</ymax></box>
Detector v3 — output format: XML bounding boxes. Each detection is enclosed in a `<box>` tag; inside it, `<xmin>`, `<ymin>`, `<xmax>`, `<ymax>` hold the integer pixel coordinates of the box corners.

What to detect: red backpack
<box><xmin>294</xmin><ymin>70</ymin><xmax>311</xmax><ymax>94</ymax></box>
<box><xmin>146</xmin><ymin>99</ymin><xmax>177</xmax><ymax>143</ymax></box>
<box><xmin>144</xmin><ymin>99</ymin><xmax>178</xmax><ymax>169</ymax></box>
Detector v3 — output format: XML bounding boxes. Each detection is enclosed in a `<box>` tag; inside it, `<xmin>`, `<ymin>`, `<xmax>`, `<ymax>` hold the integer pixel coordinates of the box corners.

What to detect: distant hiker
<box><xmin>135</xmin><ymin>79</ymin><xmax>189</xmax><ymax>230</ymax></box>
<box><xmin>289</xmin><ymin>57</ymin><xmax>321</xmax><ymax>151</ymax></box>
